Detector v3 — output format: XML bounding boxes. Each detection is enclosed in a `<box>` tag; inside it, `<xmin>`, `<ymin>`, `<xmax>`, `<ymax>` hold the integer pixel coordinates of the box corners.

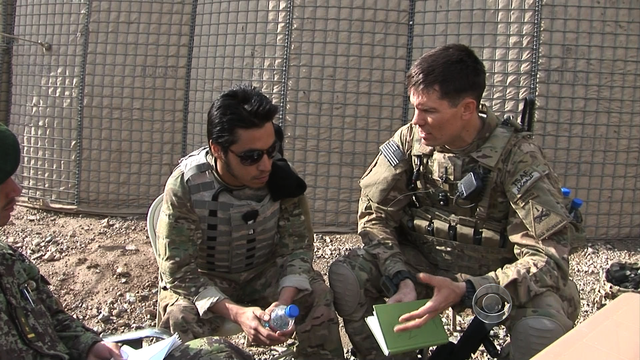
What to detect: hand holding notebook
<box><xmin>365</xmin><ymin>299</ymin><xmax>449</xmax><ymax>356</ymax></box>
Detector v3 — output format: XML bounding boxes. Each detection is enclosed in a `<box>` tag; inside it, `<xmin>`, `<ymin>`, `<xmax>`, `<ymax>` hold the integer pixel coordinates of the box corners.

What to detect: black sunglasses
<box><xmin>228</xmin><ymin>141</ymin><xmax>280</xmax><ymax>166</ymax></box>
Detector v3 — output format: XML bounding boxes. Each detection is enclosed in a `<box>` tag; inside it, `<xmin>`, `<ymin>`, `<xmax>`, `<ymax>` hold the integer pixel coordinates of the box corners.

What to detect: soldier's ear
<box><xmin>460</xmin><ymin>98</ymin><xmax>477</xmax><ymax>119</ymax></box>
<box><xmin>209</xmin><ymin>141</ymin><xmax>223</xmax><ymax>158</ymax></box>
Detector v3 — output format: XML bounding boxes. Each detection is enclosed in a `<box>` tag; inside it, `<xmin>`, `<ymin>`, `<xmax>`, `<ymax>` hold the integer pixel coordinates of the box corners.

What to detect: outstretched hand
<box><xmin>393</xmin><ymin>273</ymin><xmax>466</xmax><ymax>333</ymax></box>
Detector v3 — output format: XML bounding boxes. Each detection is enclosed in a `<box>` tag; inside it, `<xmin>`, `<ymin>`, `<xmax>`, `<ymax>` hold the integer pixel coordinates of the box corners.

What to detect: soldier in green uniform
<box><xmin>155</xmin><ymin>84</ymin><xmax>344</xmax><ymax>360</ymax></box>
<box><xmin>0</xmin><ymin>123</ymin><xmax>252</xmax><ymax>359</ymax></box>
<box><xmin>329</xmin><ymin>44</ymin><xmax>584</xmax><ymax>360</ymax></box>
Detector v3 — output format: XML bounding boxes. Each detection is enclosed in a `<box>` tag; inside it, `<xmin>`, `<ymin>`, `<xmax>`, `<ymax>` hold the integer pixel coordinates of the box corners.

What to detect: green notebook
<box><xmin>365</xmin><ymin>299</ymin><xmax>449</xmax><ymax>356</ymax></box>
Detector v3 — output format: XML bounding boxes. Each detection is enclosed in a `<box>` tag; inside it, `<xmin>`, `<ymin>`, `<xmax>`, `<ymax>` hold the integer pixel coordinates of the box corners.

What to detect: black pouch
<box><xmin>605</xmin><ymin>262</ymin><xmax>640</xmax><ymax>290</ymax></box>
<box><xmin>267</xmin><ymin>158</ymin><xmax>307</xmax><ymax>201</ymax></box>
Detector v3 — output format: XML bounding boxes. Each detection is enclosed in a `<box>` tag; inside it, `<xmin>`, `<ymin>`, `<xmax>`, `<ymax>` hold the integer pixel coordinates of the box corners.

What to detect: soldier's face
<box><xmin>211</xmin><ymin>123</ymin><xmax>275</xmax><ymax>189</ymax></box>
<box><xmin>410</xmin><ymin>88</ymin><xmax>476</xmax><ymax>148</ymax></box>
<box><xmin>0</xmin><ymin>177</ymin><xmax>22</xmax><ymax>226</ymax></box>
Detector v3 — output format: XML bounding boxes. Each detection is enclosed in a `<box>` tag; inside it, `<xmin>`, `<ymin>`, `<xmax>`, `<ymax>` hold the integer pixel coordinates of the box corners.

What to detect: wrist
<box><xmin>213</xmin><ymin>299</ymin><xmax>242</xmax><ymax>322</ymax></box>
<box><xmin>278</xmin><ymin>286</ymin><xmax>299</xmax><ymax>305</ymax></box>
<box><xmin>392</xmin><ymin>270</ymin><xmax>417</xmax><ymax>286</ymax></box>
<box><xmin>381</xmin><ymin>270</ymin><xmax>417</xmax><ymax>297</ymax></box>
<box><xmin>398</xmin><ymin>278</ymin><xmax>416</xmax><ymax>290</ymax></box>
<box><xmin>459</xmin><ymin>280</ymin><xmax>476</xmax><ymax>309</ymax></box>
<box><xmin>229</xmin><ymin>304</ymin><xmax>248</xmax><ymax>324</ymax></box>
<box><xmin>455</xmin><ymin>282</ymin><xmax>466</xmax><ymax>301</ymax></box>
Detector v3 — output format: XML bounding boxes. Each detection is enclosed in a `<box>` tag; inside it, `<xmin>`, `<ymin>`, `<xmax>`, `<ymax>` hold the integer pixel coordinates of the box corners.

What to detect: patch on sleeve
<box><xmin>379</xmin><ymin>140</ymin><xmax>405</xmax><ymax>168</ymax></box>
<box><xmin>530</xmin><ymin>201</ymin><xmax>569</xmax><ymax>240</ymax></box>
<box><xmin>510</xmin><ymin>169</ymin><xmax>543</xmax><ymax>197</ymax></box>
<box><xmin>516</xmin><ymin>190</ymin><xmax>538</xmax><ymax>206</ymax></box>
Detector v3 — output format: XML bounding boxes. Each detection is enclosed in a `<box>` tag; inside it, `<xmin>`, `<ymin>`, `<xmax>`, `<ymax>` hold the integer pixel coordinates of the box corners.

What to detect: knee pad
<box><xmin>328</xmin><ymin>260</ymin><xmax>364</xmax><ymax>319</ymax></box>
<box><xmin>509</xmin><ymin>316</ymin><xmax>568</xmax><ymax>359</ymax></box>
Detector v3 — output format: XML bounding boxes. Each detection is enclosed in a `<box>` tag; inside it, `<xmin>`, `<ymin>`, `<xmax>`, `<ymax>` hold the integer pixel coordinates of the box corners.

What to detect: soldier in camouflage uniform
<box><xmin>329</xmin><ymin>44</ymin><xmax>585</xmax><ymax>360</ymax></box>
<box><xmin>0</xmin><ymin>123</ymin><xmax>252</xmax><ymax>360</ymax></box>
<box><xmin>155</xmin><ymin>84</ymin><xmax>344</xmax><ymax>360</ymax></box>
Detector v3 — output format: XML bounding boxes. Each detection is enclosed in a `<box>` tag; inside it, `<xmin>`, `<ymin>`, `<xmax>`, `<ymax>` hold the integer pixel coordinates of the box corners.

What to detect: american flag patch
<box><xmin>380</xmin><ymin>140</ymin><xmax>404</xmax><ymax>167</ymax></box>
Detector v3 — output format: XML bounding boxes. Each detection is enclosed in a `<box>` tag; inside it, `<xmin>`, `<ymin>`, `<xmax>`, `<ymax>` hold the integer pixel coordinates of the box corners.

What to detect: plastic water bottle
<box><xmin>264</xmin><ymin>304</ymin><xmax>299</xmax><ymax>332</ymax></box>
<box><xmin>568</xmin><ymin>198</ymin><xmax>583</xmax><ymax>223</ymax></box>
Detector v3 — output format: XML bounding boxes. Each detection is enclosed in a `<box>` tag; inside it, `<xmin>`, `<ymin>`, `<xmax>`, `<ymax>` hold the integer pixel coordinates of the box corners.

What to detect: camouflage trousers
<box><xmin>166</xmin><ymin>337</ymin><xmax>253</xmax><ymax>360</ymax></box>
<box><xmin>329</xmin><ymin>244</ymin><xmax>580</xmax><ymax>360</ymax></box>
<box><xmin>159</xmin><ymin>269</ymin><xmax>344</xmax><ymax>360</ymax></box>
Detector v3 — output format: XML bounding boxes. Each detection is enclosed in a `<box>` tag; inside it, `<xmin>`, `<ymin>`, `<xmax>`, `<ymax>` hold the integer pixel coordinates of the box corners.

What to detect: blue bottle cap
<box><xmin>570</xmin><ymin>198</ymin><xmax>583</xmax><ymax>209</ymax></box>
<box><xmin>561</xmin><ymin>187</ymin><xmax>571</xmax><ymax>197</ymax></box>
<box><xmin>285</xmin><ymin>304</ymin><xmax>299</xmax><ymax>318</ymax></box>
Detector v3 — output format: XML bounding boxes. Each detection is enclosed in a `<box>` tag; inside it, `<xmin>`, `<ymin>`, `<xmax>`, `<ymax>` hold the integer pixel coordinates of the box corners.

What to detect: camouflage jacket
<box><xmin>0</xmin><ymin>240</ymin><xmax>102</xmax><ymax>359</ymax></box>
<box><xmin>156</xmin><ymin>152</ymin><xmax>315</xmax><ymax>316</ymax></box>
<box><xmin>358</xmin><ymin>107</ymin><xmax>583</xmax><ymax>306</ymax></box>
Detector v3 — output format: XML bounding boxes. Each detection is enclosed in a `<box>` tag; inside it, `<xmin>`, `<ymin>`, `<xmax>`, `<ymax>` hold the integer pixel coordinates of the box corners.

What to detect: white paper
<box><xmin>365</xmin><ymin>314</ymin><xmax>390</xmax><ymax>356</ymax></box>
<box><xmin>120</xmin><ymin>333</ymin><xmax>182</xmax><ymax>360</ymax></box>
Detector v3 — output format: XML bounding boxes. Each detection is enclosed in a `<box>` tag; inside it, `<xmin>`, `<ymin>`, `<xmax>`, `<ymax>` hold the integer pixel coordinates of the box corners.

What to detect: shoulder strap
<box><xmin>469</xmin><ymin>125</ymin><xmax>515</xmax><ymax>170</ymax></box>
<box><xmin>180</xmin><ymin>147</ymin><xmax>212</xmax><ymax>182</ymax></box>
<box><xmin>472</xmin><ymin>125</ymin><xmax>519</xmax><ymax>225</ymax></box>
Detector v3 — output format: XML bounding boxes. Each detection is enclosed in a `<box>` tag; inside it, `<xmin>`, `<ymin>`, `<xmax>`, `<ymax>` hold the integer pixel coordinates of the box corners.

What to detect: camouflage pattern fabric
<box><xmin>156</xmin><ymin>159</ymin><xmax>343</xmax><ymax>359</ymax></box>
<box><xmin>159</xmin><ymin>268</ymin><xmax>344</xmax><ymax>359</ymax></box>
<box><xmin>330</xmin><ymin>246</ymin><xmax>442</xmax><ymax>360</ymax></box>
<box><xmin>0</xmin><ymin>240</ymin><xmax>103</xmax><ymax>359</ymax></box>
<box><xmin>332</xmin><ymin>107</ymin><xmax>582</xmax><ymax>359</ymax></box>
<box><xmin>166</xmin><ymin>337</ymin><xmax>254</xmax><ymax>360</ymax></box>
<box><xmin>156</xmin><ymin>161</ymin><xmax>316</xmax><ymax>302</ymax></box>
<box><xmin>177</xmin><ymin>148</ymin><xmax>282</xmax><ymax>275</ymax></box>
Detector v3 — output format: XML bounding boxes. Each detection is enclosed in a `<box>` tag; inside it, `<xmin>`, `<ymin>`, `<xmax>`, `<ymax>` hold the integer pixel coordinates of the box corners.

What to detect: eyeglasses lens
<box><xmin>237</xmin><ymin>142</ymin><xmax>279</xmax><ymax>166</ymax></box>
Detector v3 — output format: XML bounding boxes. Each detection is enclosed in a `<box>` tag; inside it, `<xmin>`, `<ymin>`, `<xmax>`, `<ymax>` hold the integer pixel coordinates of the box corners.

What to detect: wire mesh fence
<box><xmin>2</xmin><ymin>0</ymin><xmax>638</xmax><ymax>238</ymax></box>
<box><xmin>536</xmin><ymin>1</ymin><xmax>640</xmax><ymax>239</ymax></box>
<box><xmin>0</xmin><ymin>1</ymin><xmax>14</xmax><ymax>124</ymax></box>
<box><xmin>186</xmin><ymin>0</ymin><xmax>290</xmax><ymax>152</ymax></box>
<box><xmin>9</xmin><ymin>1</ymin><xmax>86</xmax><ymax>206</ymax></box>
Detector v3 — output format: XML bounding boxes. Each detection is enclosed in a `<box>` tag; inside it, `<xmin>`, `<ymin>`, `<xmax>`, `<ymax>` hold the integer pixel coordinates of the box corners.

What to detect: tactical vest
<box><xmin>401</xmin><ymin>111</ymin><xmax>520</xmax><ymax>276</ymax></box>
<box><xmin>180</xmin><ymin>147</ymin><xmax>280</xmax><ymax>274</ymax></box>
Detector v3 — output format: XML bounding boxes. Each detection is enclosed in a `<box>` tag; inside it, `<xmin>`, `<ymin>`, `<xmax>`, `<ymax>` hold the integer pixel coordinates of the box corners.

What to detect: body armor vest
<box><xmin>402</xmin><ymin>111</ymin><xmax>521</xmax><ymax>276</ymax></box>
<box><xmin>180</xmin><ymin>147</ymin><xmax>280</xmax><ymax>274</ymax></box>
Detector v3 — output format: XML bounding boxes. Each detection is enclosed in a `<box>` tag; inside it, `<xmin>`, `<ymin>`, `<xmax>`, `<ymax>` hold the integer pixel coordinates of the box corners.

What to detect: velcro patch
<box><xmin>530</xmin><ymin>201</ymin><xmax>568</xmax><ymax>240</ymax></box>
<box><xmin>380</xmin><ymin>140</ymin><xmax>404</xmax><ymax>168</ymax></box>
<box><xmin>510</xmin><ymin>169</ymin><xmax>542</xmax><ymax>197</ymax></box>
<box><xmin>516</xmin><ymin>190</ymin><xmax>538</xmax><ymax>206</ymax></box>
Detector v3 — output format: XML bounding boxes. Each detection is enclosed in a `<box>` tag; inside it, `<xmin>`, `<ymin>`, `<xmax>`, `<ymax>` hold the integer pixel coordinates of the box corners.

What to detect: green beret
<box><xmin>0</xmin><ymin>123</ymin><xmax>20</xmax><ymax>184</ymax></box>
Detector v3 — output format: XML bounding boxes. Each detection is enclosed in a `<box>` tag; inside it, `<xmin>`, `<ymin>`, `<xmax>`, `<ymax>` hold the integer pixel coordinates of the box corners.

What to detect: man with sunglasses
<box><xmin>155</xmin><ymin>84</ymin><xmax>344</xmax><ymax>360</ymax></box>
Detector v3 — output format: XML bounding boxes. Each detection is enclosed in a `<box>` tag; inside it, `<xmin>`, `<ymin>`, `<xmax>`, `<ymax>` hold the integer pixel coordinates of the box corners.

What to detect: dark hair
<box><xmin>207</xmin><ymin>84</ymin><xmax>279</xmax><ymax>152</ymax></box>
<box><xmin>406</xmin><ymin>44</ymin><xmax>486</xmax><ymax>107</ymax></box>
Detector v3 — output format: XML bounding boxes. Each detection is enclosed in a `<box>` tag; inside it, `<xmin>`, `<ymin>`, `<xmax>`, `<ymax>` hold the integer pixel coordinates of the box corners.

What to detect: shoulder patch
<box><xmin>380</xmin><ymin>140</ymin><xmax>404</xmax><ymax>168</ymax></box>
<box><xmin>530</xmin><ymin>200</ymin><xmax>568</xmax><ymax>240</ymax></box>
<box><xmin>510</xmin><ymin>168</ymin><xmax>544</xmax><ymax>197</ymax></box>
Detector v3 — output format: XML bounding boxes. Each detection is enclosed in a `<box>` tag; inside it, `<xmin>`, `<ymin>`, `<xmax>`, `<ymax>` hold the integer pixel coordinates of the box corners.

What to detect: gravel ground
<box><xmin>1</xmin><ymin>207</ymin><xmax>638</xmax><ymax>359</ymax></box>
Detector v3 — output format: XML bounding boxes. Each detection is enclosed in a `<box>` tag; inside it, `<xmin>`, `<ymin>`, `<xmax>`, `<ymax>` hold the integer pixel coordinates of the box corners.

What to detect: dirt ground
<box><xmin>1</xmin><ymin>205</ymin><xmax>638</xmax><ymax>360</ymax></box>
